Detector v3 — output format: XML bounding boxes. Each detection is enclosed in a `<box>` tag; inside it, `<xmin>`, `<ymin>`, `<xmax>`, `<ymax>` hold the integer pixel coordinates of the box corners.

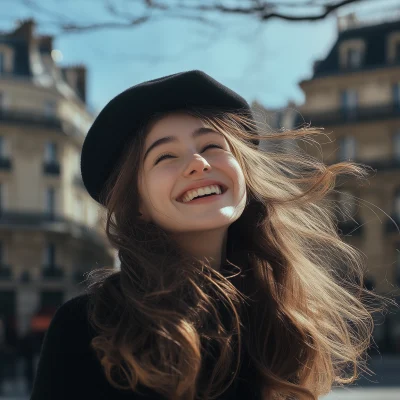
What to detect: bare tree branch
<box><xmin>12</xmin><ymin>0</ymin><xmax>380</xmax><ymax>34</ymax></box>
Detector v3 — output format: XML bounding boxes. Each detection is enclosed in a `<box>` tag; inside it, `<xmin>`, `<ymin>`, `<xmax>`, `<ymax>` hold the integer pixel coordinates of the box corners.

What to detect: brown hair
<box><xmin>85</xmin><ymin>108</ymin><xmax>396</xmax><ymax>400</ymax></box>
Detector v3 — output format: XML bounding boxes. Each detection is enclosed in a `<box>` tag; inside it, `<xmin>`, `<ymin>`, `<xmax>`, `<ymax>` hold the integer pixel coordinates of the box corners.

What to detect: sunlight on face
<box><xmin>138</xmin><ymin>113</ymin><xmax>247</xmax><ymax>234</ymax></box>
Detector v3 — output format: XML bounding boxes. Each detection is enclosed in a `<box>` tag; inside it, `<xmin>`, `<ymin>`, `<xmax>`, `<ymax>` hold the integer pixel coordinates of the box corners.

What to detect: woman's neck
<box><xmin>172</xmin><ymin>228</ymin><xmax>228</xmax><ymax>271</ymax></box>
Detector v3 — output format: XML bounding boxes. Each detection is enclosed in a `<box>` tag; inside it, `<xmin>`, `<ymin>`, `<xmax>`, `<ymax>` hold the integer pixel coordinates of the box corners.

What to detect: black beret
<box><xmin>81</xmin><ymin>70</ymin><xmax>255</xmax><ymax>205</ymax></box>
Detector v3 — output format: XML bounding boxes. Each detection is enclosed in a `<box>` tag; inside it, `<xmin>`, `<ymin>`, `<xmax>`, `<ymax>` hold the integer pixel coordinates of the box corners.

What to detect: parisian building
<box><xmin>297</xmin><ymin>14</ymin><xmax>400</xmax><ymax>354</ymax></box>
<box><xmin>0</xmin><ymin>19</ymin><xmax>114</xmax><ymax>343</ymax></box>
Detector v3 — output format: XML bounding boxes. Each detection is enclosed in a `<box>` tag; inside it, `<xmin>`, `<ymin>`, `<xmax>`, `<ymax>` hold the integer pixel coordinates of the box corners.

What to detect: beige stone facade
<box><xmin>254</xmin><ymin>15</ymin><xmax>400</xmax><ymax>354</ymax></box>
<box><xmin>0</xmin><ymin>20</ymin><xmax>114</xmax><ymax>339</ymax></box>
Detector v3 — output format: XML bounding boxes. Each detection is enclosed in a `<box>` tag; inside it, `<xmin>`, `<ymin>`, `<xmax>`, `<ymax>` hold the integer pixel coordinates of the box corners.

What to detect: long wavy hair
<box><xmin>85</xmin><ymin>107</ymin><xmax>396</xmax><ymax>400</ymax></box>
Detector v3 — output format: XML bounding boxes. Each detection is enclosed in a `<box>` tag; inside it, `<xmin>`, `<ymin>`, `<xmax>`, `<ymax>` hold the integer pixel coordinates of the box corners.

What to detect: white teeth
<box><xmin>181</xmin><ymin>184</ymin><xmax>223</xmax><ymax>203</ymax></box>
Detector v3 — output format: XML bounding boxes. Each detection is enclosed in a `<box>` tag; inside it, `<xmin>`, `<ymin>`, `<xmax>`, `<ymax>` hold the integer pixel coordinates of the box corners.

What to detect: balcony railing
<box><xmin>297</xmin><ymin>103</ymin><xmax>400</xmax><ymax>127</ymax></box>
<box><xmin>0</xmin><ymin>211</ymin><xmax>105</xmax><ymax>245</ymax></box>
<box><xmin>359</xmin><ymin>157</ymin><xmax>400</xmax><ymax>172</ymax></box>
<box><xmin>43</xmin><ymin>161</ymin><xmax>61</xmax><ymax>176</ymax></box>
<box><xmin>0</xmin><ymin>108</ymin><xmax>85</xmax><ymax>140</ymax></box>
<box><xmin>42</xmin><ymin>266</ymin><xmax>64</xmax><ymax>279</ymax></box>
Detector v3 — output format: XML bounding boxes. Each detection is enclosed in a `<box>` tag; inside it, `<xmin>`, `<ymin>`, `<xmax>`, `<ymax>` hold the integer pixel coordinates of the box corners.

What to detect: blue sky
<box><xmin>2</xmin><ymin>0</ymin><xmax>400</xmax><ymax>113</ymax></box>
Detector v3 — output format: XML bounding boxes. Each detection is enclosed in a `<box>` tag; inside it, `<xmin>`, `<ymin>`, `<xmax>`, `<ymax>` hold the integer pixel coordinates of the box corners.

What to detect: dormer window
<box><xmin>339</xmin><ymin>40</ymin><xmax>365</xmax><ymax>69</ymax></box>
<box><xmin>346</xmin><ymin>48</ymin><xmax>362</xmax><ymax>68</ymax></box>
<box><xmin>387</xmin><ymin>32</ymin><xmax>400</xmax><ymax>64</ymax></box>
<box><xmin>0</xmin><ymin>45</ymin><xmax>14</xmax><ymax>75</ymax></box>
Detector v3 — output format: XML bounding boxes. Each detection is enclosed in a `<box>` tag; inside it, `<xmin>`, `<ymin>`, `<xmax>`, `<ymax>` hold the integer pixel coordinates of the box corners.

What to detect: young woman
<box><xmin>30</xmin><ymin>70</ymin><xmax>391</xmax><ymax>400</ymax></box>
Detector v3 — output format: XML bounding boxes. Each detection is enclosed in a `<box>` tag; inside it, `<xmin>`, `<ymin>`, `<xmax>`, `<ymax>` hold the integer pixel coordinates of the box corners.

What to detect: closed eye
<box><xmin>154</xmin><ymin>143</ymin><xmax>224</xmax><ymax>165</ymax></box>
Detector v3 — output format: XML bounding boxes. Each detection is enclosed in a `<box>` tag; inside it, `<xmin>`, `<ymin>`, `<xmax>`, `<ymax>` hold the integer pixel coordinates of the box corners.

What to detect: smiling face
<box><xmin>137</xmin><ymin>112</ymin><xmax>247</xmax><ymax>234</ymax></box>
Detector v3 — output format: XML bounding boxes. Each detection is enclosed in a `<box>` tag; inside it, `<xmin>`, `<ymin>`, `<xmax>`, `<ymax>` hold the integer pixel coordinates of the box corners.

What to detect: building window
<box><xmin>340</xmin><ymin>40</ymin><xmax>365</xmax><ymax>70</ymax></box>
<box><xmin>44</xmin><ymin>244</ymin><xmax>56</xmax><ymax>268</ymax></box>
<box><xmin>339</xmin><ymin>136</ymin><xmax>356</xmax><ymax>161</ymax></box>
<box><xmin>394</xmin><ymin>131</ymin><xmax>400</xmax><ymax>160</ymax></box>
<box><xmin>44</xmin><ymin>100</ymin><xmax>56</xmax><ymax>118</ymax></box>
<box><xmin>0</xmin><ymin>136</ymin><xmax>4</xmax><ymax>158</ymax></box>
<box><xmin>346</xmin><ymin>47</ymin><xmax>362</xmax><ymax>68</ymax></box>
<box><xmin>341</xmin><ymin>89</ymin><xmax>358</xmax><ymax>120</ymax></box>
<box><xmin>395</xmin><ymin>190</ymin><xmax>400</xmax><ymax>219</ymax></box>
<box><xmin>0</xmin><ymin>52</ymin><xmax>4</xmax><ymax>75</ymax></box>
<box><xmin>0</xmin><ymin>183</ymin><xmax>3</xmax><ymax>211</ymax></box>
<box><xmin>45</xmin><ymin>187</ymin><xmax>55</xmax><ymax>217</ymax></box>
<box><xmin>393</xmin><ymin>83</ymin><xmax>400</xmax><ymax>110</ymax></box>
<box><xmin>44</xmin><ymin>142</ymin><xmax>58</xmax><ymax>163</ymax></box>
<box><xmin>395</xmin><ymin>41</ymin><xmax>400</xmax><ymax>63</ymax></box>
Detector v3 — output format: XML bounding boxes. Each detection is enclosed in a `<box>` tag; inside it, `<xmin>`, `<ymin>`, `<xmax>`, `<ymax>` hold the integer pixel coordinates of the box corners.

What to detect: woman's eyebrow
<box><xmin>143</xmin><ymin>128</ymin><xmax>222</xmax><ymax>161</ymax></box>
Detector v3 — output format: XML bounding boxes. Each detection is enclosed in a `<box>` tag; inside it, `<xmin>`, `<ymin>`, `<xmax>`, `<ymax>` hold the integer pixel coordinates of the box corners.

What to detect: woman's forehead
<box><xmin>145</xmin><ymin>113</ymin><xmax>207</xmax><ymax>142</ymax></box>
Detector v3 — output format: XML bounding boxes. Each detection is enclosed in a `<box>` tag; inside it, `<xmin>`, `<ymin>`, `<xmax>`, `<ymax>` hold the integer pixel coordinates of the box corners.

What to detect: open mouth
<box><xmin>177</xmin><ymin>184</ymin><xmax>228</xmax><ymax>203</ymax></box>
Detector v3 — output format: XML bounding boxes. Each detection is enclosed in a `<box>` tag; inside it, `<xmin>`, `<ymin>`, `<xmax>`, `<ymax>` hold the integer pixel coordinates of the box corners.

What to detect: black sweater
<box><xmin>30</xmin><ymin>292</ymin><xmax>262</xmax><ymax>400</ymax></box>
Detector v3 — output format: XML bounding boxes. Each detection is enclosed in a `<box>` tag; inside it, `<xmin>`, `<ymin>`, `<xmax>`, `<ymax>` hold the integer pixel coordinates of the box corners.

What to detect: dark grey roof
<box><xmin>313</xmin><ymin>19</ymin><xmax>400</xmax><ymax>78</ymax></box>
<box><xmin>0</xmin><ymin>36</ymin><xmax>31</xmax><ymax>77</ymax></box>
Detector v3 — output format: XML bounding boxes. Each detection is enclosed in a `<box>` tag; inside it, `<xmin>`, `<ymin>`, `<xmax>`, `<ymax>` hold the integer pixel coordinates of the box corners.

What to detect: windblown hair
<box><xmin>86</xmin><ymin>107</ymin><xmax>396</xmax><ymax>400</ymax></box>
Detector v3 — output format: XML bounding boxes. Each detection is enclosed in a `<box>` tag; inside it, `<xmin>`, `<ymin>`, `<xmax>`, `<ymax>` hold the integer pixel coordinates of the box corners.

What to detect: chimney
<box><xmin>10</xmin><ymin>19</ymin><xmax>36</xmax><ymax>41</ymax></box>
<box><xmin>62</xmin><ymin>65</ymin><xmax>87</xmax><ymax>103</ymax></box>
<box><xmin>38</xmin><ymin>35</ymin><xmax>53</xmax><ymax>53</ymax></box>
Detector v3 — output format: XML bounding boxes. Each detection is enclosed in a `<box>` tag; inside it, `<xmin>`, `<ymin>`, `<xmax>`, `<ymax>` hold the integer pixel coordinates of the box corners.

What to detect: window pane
<box><xmin>45</xmin><ymin>142</ymin><xmax>57</xmax><ymax>163</ymax></box>
<box><xmin>395</xmin><ymin>193</ymin><xmax>400</xmax><ymax>218</ymax></box>
<box><xmin>393</xmin><ymin>83</ymin><xmax>400</xmax><ymax>109</ymax></box>
<box><xmin>0</xmin><ymin>53</ymin><xmax>4</xmax><ymax>75</ymax></box>
<box><xmin>339</xmin><ymin>136</ymin><xmax>356</xmax><ymax>160</ymax></box>
<box><xmin>394</xmin><ymin>131</ymin><xmax>400</xmax><ymax>159</ymax></box>
<box><xmin>348</xmin><ymin>48</ymin><xmax>361</xmax><ymax>68</ymax></box>
<box><xmin>395</xmin><ymin>41</ymin><xmax>400</xmax><ymax>63</ymax></box>
<box><xmin>44</xmin><ymin>101</ymin><xmax>56</xmax><ymax>117</ymax></box>
<box><xmin>46</xmin><ymin>187</ymin><xmax>55</xmax><ymax>214</ymax></box>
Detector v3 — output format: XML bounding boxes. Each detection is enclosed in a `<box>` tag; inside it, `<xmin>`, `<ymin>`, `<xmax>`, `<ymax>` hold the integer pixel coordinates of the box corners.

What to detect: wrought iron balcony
<box><xmin>42</xmin><ymin>266</ymin><xmax>65</xmax><ymax>279</ymax></box>
<box><xmin>43</xmin><ymin>161</ymin><xmax>61</xmax><ymax>176</ymax></box>
<box><xmin>0</xmin><ymin>107</ymin><xmax>85</xmax><ymax>140</ymax></box>
<box><xmin>0</xmin><ymin>211</ymin><xmax>105</xmax><ymax>245</ymax></box>
<box><xmin>297</xmin><ymin>103</ymin><xmax>400</xmax><ymax>127</ymax></box>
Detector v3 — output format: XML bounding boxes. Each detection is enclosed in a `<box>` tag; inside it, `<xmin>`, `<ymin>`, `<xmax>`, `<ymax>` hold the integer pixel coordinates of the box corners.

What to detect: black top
<box><xmin>30</xmin><ymin>291</ymin><xmax>262</xmax><ymax>400</ymax></box>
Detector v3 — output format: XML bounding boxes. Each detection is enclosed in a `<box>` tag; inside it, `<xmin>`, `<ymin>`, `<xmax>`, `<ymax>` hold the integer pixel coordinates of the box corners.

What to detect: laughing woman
<box><xmin>30</xmin><ymin>71</ymin><xmax>391</xmax><ymax>400</ymax></box>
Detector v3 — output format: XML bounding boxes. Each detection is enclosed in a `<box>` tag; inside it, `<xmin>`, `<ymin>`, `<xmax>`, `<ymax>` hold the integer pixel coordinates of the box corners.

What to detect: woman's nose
<box><xmin>183</xmin><ymin>154</ymin><xmax>212</xmax><ymax>176</ymax></box>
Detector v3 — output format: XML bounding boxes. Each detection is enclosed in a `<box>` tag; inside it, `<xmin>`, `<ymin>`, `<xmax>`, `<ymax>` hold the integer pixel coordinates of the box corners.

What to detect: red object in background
<box><xmin>30</xmin><ymin>316</ymin><xmax>52</xmax><ymax>332</ymax></box>
<box><xmin>30</xmin><ymin>307</ymin><xmax>57</xmax><ymax>333</ymax></box>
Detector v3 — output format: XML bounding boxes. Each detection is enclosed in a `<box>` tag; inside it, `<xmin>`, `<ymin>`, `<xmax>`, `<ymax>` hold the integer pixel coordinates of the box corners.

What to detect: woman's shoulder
<box><xmin>46</xmin><ymin>292</ymin><xmax>96</xmax><ymax>347</ymax></box>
